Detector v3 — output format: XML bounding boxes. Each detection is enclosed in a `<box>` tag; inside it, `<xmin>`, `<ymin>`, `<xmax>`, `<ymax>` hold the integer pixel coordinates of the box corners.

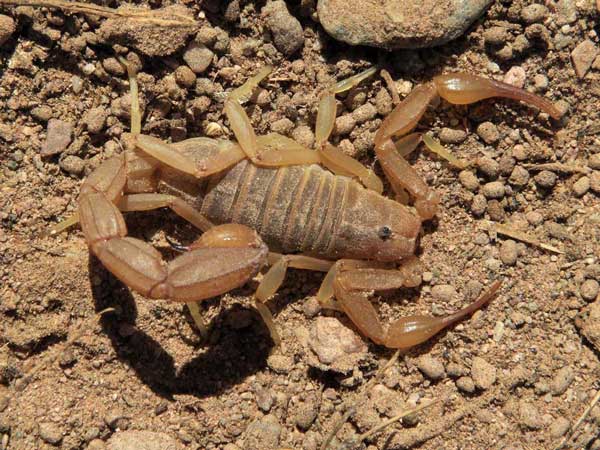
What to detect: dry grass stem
<box><xmin>0</xmin><ymin>0</ymin><xmax>197</xmax><ymax>27</ymax></box>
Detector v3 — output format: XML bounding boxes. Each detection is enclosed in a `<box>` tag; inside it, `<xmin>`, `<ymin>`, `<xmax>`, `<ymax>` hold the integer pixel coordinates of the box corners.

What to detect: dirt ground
<box><xmin>1</xmin><ymin>1</ymin><xmax>600</xmax><ymax>449</ymax></box>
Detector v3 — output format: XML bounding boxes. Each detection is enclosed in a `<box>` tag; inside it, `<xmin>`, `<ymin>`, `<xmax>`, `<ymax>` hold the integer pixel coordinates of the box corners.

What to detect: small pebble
<box><xmin>244</xmin><ymin>415</ymin><xmax>282</xmax><ymax>450</ymax></box>
<box><xmin>590</xmin><ymin>171</ymin><xmax>600</xmax><ymax>194</ymax></box>
<box><xmin>477</xmin><ymin>156</ymin><xmax>500</xmax><ymax>179</ymax></box>
<box><xmin>102</xmin><ymin>57</ymin><xmax>125</xmax><ymax>76</ymax></box>
<box><xmin>83</xmin><ymin>107</ymin><xmax>108</xmax><ymax>134</ymax></box>
<box><xmin>533</xmin><ymin>74</ymin><xmax>549</xmax><ymax>92</ymax></box>
<box><xmin>549</xmin><ymin>416</ymin><xmax>570</xmax><ymax>438</ymax></box>
<box><xmin>104</xmin><ymin>408</ymin><xmax>127</xmax><ymax>430</ymax></box>
<box><xmin>87</xmin><ymin>439</ymin><xmax>106</xmax><ymax>450</ymax></box>
<box><xmin>503</xmin><ymin>66</ymin><xmax>526</xmax><ymax>88</ymax></box>
<box><xmin>183</xmin><ymin>42</ymin><xmax>214</xmax><ymax>74</ymax></box>
<box><xmin>572</xmin><ymin>176</ymin><xmax>590</xmax><ymax>197</ymax></box>
<box><xmin>255</xmin><ymin>387</ymin><xmax>274</xmax><ymax>412</ymax></box>
<box><xmin>59</xmin><ymin>155</ymin><xmax>85</xmax><ymax>175</ymax></box>
<box><xmin>456</xmin><ymin>376</ymin><xmax>476</xmax><ymax>393</ymax></box>
<box><xmin>267</xmin><ymin>354</ymin><xmax>293</xmax><ymax>374</ymax></box>
<box><xmin>483</xmin><ymin>26</ymin><xmax>509</xmax><ymax>46</ymax></box>
<box><xmin>334</xmin><ymin>115</ymin><xmax>356</xmax><ymax>136</ymax></box>
<box><xmin>477</xmin><ymin>122</ymin><xmax>500</xmax><ymax>144</ymax></box>
<box><xmin>520</xmin><ymin>4</ymin><xmax>548</xmax><ymax>23</ymax></box>
<box><xmin>500</xmin><ymin>239</ymin><xmax>518</xmax><ymax>266</ymax></box>
<box><xmin>375</xmin><ymin>88</ymin><xmax>392</xmax><ymax>115</ymax></box>
<box><xmin>482</xmin><ymin>181</ymin><xmax>505</xmax><ymax>199</ymax></box>
<box><xmin>471</xmin><ymin>194</ymin><xmax>487</xmax><ymax>216</ymax></box>
<box><xmin>352</xmin><ymin>103</ymin><xmax>377</xmax><ymax>124</ymax></box>
<box><xmin>271</xmin><ymin>118</ymin><xmax>294</xmax><ymax>135</ymax></box>
<box><xmin>439</xmin><ymin>127</ymin><xmax>467</xmax><ymax>144</ymax></box>
<box><xmin>31</xmin><ymin>105</ymin><xmax>53</xmax><ymax>122</ymax></box>
<box><xmin>487</xmin><ymin>200</ymin><xmax>505</xmax><ymax>222</ymax></box>
<box><xmin>534</xmin><ymin>170</ymin><xmax>558</xmax><ymax>189</ymax></box>
<box><xmin>106</xmin><ymin>431</ymin><xmax>179</xmax><ymax>450</ymax></box>
<box><xmin>431</xmin><ymin>284</ymin><xmax>456</xmax><ymax>302</ymax></box>
<box><xmin>292</xmin><ymin>125</ymin><xmax>315</xmax><ymax>148</ymax></box>
<box><xmin>471</xmin><ymin>357</ymin><xmax>497</xmax><ymax>390</ymax></box>
<box><xmin>588</xmin><ymin>154</ymin><xmax>600</xmax><ymax>170</ymax></box>
<box><xmin>71</xmin><ymin>75</ymin><xmax>84</xmax><ymax>94</ymax></box>
<box><xmin>309</xmin><ymin>317</ymin><xmax>366</xmax><ymax>366</ymax></box>
<box><xmin>526</xmin><ymin>211</ymin><xmax>543</xmax><ymax>226</ymax></box>
<box><xmin>41</xmin><ymin>119</ymin><xmax>73</xmax><ymax>156</ymax></box>
<box><xmin>550</xmin><ymin>366</ymin><xmax>574</xmax><ymax>396</ymax></box>
<box><xmin>519</xmin><ymin>401</ymin><xmax>543</xmax><ymax>429</ymax></box>
<box><xmin>459</xmin><ymin>170</ymin><xmax>479</xmax><ymax>191</ymax></box>
<box><xmin>416</xmin><ymin>355</ymin><xmax>446</xmax><ymax>381</ymax></box>
<box><xmin>293</xmin><ymin>393</ymin><xmax>319</xmax><ymax>430</ymax></box>
<box><xmin>509</xmin><ymin>165</ymin><xmax>530</xmax><ymax>187</ymax></box>
<box><xmin>0</xmin><ymin>15</ymin><xmax>15</xmax><ymax>46</ymax></box>
<box><xmin>580</xmin><ymin>279</ymin><xmax>599</xmax><ymax>302</ymax></box>
<box><xmin>262</xmin><ymin>0</ymin><xmax>304</xmax><ymax>56</ymax></box>
<box><xmin>571</xmin><ymin>39</ymin><xmax>599</xmax><ymax>78</ymax></box>
<box><xmin>39</xmin><ymin>422</ymin><xmax>62</xmax><ymax>445</ymax></box>
<box><xmin>174</xmin><ymin>66</ymin><xmax>197</xmax><ymax>88</ymax></box>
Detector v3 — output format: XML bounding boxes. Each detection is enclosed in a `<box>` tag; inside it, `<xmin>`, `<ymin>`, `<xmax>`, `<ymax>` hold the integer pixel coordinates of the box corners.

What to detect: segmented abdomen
<box><xmin>201</xmin><ymin>160</ymin><xmax>354</xmax><ymax>256</ymax></box>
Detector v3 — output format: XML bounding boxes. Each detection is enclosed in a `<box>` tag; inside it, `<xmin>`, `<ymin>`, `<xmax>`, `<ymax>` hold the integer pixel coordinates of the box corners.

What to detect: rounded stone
<box><xmin>183</xmin><ymin>42</ymin><xmax>214</xmax><ymax>74</ymax></box>
<box><xmin>500</xmin><ymin>239</ymin><xmax>518</xmax><ymax>266</ymax></box>
<box><xmin>0</xmin><ymin>15</ymin><xmax>15</xmax><ymax>46</ymax></box>
<box><xmin>520</xmin><ymin>4</ymin><xmax>548</xmax><ymax>24</ymax></box>
<box><xmin>572</xmin><ymin>176</ymin><xmax>590</xmax><ymax>197</ymax></box>
<box><xmin>588</xmin><ymin>153</ymin><xmax>600</xmax><ymax>170</ymax></box>
<box><xmin>317</xmin><ymin>0</ymin><xmax>494</xmax><ymax>50</ymax></box>
<box><xmin>39</xmin><ymin>422</ymin><xmax>63</xmax><ymax>445</ymax></box>
<box><xmin>439</xmin><ymin>127</ymin><xmax>467</xmax><ymax>144</ymax></box>
<box><xmin>416</xmin><ymin>355</ymin><xmax>446</xmax><ymax>380</ymax></box>
<box><xmin>459</xmin><ymin>170</ymin><xmax>480</xmax><ymax>191</ymax></box>
<box><xmin>106</xmin><ymin>431</ymin><xmax>180</xmax><ymax>450</ymax></box>
<box><xmin>476</xmin><ymin>121</ymin><xmax>500</xmax><ymax>144</ymax></box>
<box><xmin>481</xmin><ymin>181</ymin><xmax>505</xmax><ymax>199</ymax></box>
<box><xmin>580</xmin><ymin>279</ymin><xmax>599</xmax><ymax>302</ymax></box>
<box><xmin>534</xmin><ymin>170</ymin><xmax>558</xmax><ymax>189</ymax></box>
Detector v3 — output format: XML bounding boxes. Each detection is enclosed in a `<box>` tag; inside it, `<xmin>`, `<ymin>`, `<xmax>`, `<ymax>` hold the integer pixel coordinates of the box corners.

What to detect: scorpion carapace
<box><xmin>65</xmin><ymin>61</ymin><xmax>560</xmax><ymax>348</ymax></box>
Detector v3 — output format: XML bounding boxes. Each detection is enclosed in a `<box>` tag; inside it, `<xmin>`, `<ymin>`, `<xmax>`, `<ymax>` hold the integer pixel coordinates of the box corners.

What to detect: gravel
<box><xmin>459</xmin><ymin>170</ymin><xmax>480</xmax><ymax>191</ymax></box>
<box><xmin>534</xmin><ymin>170</ymin><xmax>558</xmax><ymax>189</ymax></box>
<box><xmin>39</xmin><ymin>422</ymin><xmax>63</xmax><ymax>445</ymax></box>
<box><xmin>243</xmin><ymin>415</ymin><xmax>282</xmax><ymax>450</ymax></box>
<box><xmin>293</xmin><ymin>392</ymin><xmax>320</xmax><ymax>430</ymax></box>
<box><xmin>439</xmin><ymin>127</ymin><xmax>467</xmax><ymax>144</ymax></box>
<box><xmin>503</xmin><ymin>66</ymin><xmax>526</xmax><ymax>88</ymax></box>
<box><xmin>500</xmin><ymin>239</ymin><xmax>518</xmax><ymax>266</ymax></box>
<box><xmin>549</xmin><ymin>416</ymin><xmax>570</xmax><ymax>438</ymax></box>
<box><xmin>456</xmin><ymin>376</ymin><xmax>476</xmax><ymax>393</ymax></box>
<box><xmin>571</xmin><ymin>39</ymin><xmax>599</xmax><ymax>79</ymax></box>
<box><xmin>588</xmin><ymin>154</ymin><xmax>600</xmax><ymax>170</ymax></box>
<box><xmin>83</xmin><ymin>107</ymin><xmax>108</xmax><ymax>134</ymax></box>
<box><xmin>477</xmin><ymin>156</ymin><xmax>500</xmax><ymax>179</ymax></box>
<box><xmin>416</xmin><ymin>355</ymin><xmax>446</xmax><ymax>380</ymax></box>
<box><xmin>174</xmin><ymin>66</ymin><xmax>196</xmax><ymax>88</ymax></box>
<box><xmin>590</xmin><ymin>171</ymin><xmax>600</xmax><ymax>194</ymax></box>
<box><xmin>550</xmin><ymin>366</ymin><xmax>574</xmax><ymax>396</ymax></box>
<box><xmin>580</xmin><ymin>279</ymin><xmax>599</xmax><ymax>302</ymax></box>
<box><xmin>483</xmin><ymin>26</ymin><xmax>509</xmax><ymax>46</ymax></box>
<box><xmin>183</xmin><ymin>42</ymin><xmax>214</xmax><ymax>74</ymax></box>
<box><xmin>309</xmin><ymin>317</ymin><xmax>366</xmax><ymax>366</ymax></box>
<box><xmin>471</xmin><ymin>357</ymin><xmax>497</xmax><ymax>390</ymax></box>
<box><xmin>509</xmin><ymin>166</ymin><xmax>530</xmax><ymax>187</ymax></box>
<box><xmin>520</xmin><ymin>4</ymin><xmax>548</xmax><ymax>23</ymax></box>
<box><xmin>476</xmin><ymin>121</ymin><xmax>500</xmax><ymax>144</ymax></box>
<box><xmin>519</xmin><ymin>401</ymin><xmax>543</xmax><ymax>429</ymax></box>
<box><xmin>59</xmin><ymin>155</ymin><xmax>85</xmax><ymax>176</ymax></box>
<box><xmin>106</xmin><ymin>431</ymin><xmax>180</xmax><ymax>450</ymax></box>
<box><xmin>481</xmin><ymin>181</ymin><xmax>505</xmax><ymax>199</ymax></box>
<box><xmin>263</xmin><ymin>0</ymin><xmax>305</xmax><ymax>56</ymax></box>
<box><xmin>471</xmin><ymin>194</ymin><xmax>487</xmax><ymax>216</ymax></box>
<box><xmin>41</xmin><ymin>119</ymin><xmax>73</xmax><ymax>156</ymax></box>
<box><xmin>0</xmin><ymin>15</ymin><xmax>15</xmax><ymax>46</ymax></box>
<box><xmin>572</xmin><ymin>176</ymin><xmax>590</xmax><ymax>197</ymax></box>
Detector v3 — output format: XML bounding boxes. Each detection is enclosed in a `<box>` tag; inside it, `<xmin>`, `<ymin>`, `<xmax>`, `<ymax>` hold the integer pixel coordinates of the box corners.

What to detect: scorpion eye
<box><xmin>378</xmin><ymin>226</ymin><xmax>392</xmax><ymax>240</ymax></box>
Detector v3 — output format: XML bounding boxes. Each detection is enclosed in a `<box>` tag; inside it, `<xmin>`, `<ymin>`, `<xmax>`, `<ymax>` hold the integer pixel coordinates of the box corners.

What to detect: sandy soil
<box><xmin>0</xmin><ymin>1</ymin><xmax>599</xmax><ymax>449</ymax></box>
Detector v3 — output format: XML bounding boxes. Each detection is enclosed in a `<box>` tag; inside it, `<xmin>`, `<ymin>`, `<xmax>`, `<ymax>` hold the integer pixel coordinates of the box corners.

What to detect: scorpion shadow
<box><xmin>88</xmin><ymin>254</ymin><xmax>273</xmax><ymax>400</ymax></box>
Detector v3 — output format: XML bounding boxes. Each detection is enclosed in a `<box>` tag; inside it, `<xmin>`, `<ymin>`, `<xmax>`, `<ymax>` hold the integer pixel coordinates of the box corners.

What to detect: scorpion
<box><xmin>60</xmin><ymin>60</ymin><xmax>561</xmax><ymax>349</ymax></box>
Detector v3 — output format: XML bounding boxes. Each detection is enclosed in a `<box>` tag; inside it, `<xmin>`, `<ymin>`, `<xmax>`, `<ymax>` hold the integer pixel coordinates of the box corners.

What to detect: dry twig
<box><xmin>492</xmin><ymin>223</ymin><xmax>563</xmax><ymax>254</ymax></box>
<box><xmin>0</xmin><ymin>0</ymin><xmax>197</xmax><ymax>27</ymax></box>
<box><xmin>554</xmin><ymin>390</ymin><xmax>600</xmax><ymax>450</ymax></box>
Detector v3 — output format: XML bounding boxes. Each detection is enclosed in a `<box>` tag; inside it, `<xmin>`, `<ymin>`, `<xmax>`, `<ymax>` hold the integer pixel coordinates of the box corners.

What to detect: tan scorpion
<box><xmin>55</xmin><ymin>61</ymin><xmax>561</xmax><ymax>348</ymax></box>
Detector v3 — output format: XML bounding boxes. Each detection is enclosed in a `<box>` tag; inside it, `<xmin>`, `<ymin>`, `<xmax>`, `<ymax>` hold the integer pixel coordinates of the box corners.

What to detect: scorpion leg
<box><xmin>331</xmin><ymin>256</ymin><xmax>501</xmax><ymax>348</ymax></box>
<box><xmin>314</xmin><ymin>67</ymin><xmax>384</xmax><ymax>193</ymax></box>
<box><xmin>253</xmin><ymin>253</ymin><xmax>334</xmax><ymax>345</ymax></box>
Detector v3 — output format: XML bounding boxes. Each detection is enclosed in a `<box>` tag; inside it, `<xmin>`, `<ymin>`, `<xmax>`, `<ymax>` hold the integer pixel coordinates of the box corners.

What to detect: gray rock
<box><xmin>41</xmin><ymin>119</ymin><xmax>73</xmax><ymax>156</ymax></box>
<box><xmin>317</xmin><ymin>0</ymin><xmax>493</xmax><ymax>50</ymax></box>
<box><xmin>471</xmin><ymin>357</ymin><xmax>496</xmax><ymax>390</ymax></box>
<box><xmin>520</xmin><ymin>4</ymin><xmax>548</xmax><ymax>24</ymax></box>
<box><xmin>416</xmin><ymin>355</ymin><xmax>446</xmax><ymax>380</ymax></box>
<box><xmin>83</xmin><ymin>107</ymin><xmax>108</xmax><ymax>134</ymax></box>
<box><xmin>580</xmin><ymin>279</ymin><xmax>599</xmax><ymax>302</ymax></box>
<box><xmin>243</xmin><ymin>415</ymin><xmax>281</xmax><ymax>450</ymax></box>
<box><xmin>0</xmin><ymin>15</ymin><xmax>15</xmax><ymax>46</ymax></box>
<box><xmin>308</xmin><ymin>317</ymin><xmax>367</xmax><ymax>373</ymax></box>
<box><xmin>550</xmin><ymin>366</ymin><xmax>574</xmax><ymax>396</ymax></box>
<box><xmin>183</xmin><ymin>42</ymin><xmax>214</xmax><ymax>74</ymax></box>
<box><xmin>263</xmin><ymin>0</ymin><xmax>304</xmax><ymax>55</ymax></box>
<box><xmin>535</xmin><ymin>170</ymin><xmax>558</xmax><ymax>189</ymax></box>
<box><xmin>549</xmin><ymin>416</ymin><xmax>570</xmax><ymax>438</ymax></box>
<box><xmin>59</xmin><ymin>155</ymin><xmax>85</xmax><ymax>176</ymax></box>
<box><xmin>39</xmin><ymin>422</ymin><xmax>62</xmax><ymax>445</ymax></box>
<box><xmin>519</xmin><ymin>401</ymin><xmax>543</xmax><ymax>429</ymax></box>
<box><xmin>106</xmin><ymin>431</ymin><xmax>180</xmax><ymax>450</ymax></box>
